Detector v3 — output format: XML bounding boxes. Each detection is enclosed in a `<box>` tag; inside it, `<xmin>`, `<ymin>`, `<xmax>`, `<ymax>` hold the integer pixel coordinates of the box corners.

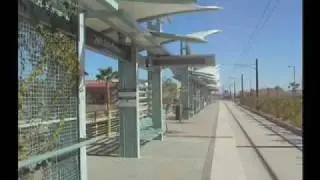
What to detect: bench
<box><xmin>139</xmin><ymin>110</ymin><xmax>167</xmax><ymax>141</ymax></box>
<box><xmin>140</xmin><ymin>117</ymin><xmax>163</xmax><ymax>141</ymax></box>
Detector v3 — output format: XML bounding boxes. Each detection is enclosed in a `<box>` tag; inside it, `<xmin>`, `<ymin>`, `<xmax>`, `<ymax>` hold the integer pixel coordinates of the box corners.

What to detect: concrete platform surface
<box><xmin>224</xmin><ymin>101</ymin><xmax>302</xmax><ymax>180</ymax></box>
<box><xmin>210</xmin><ymin>102</ymin><xmax>247</xmax><ymax>180</ymax></box>
<box><xmin>87</xmin><ymin>101</ymin><xmax>247</xmax><ymax>180</ymax></box>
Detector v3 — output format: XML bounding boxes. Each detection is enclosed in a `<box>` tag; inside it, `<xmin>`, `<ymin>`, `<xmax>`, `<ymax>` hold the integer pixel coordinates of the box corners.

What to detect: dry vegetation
<box><xmin>240</xmin><ymin>90</ymin><xmax>302</xmax><ymax>128</ymax></box>
<box><xmin>18</xmin><ymin>0</ymin><xmax>79</xmax><ymax>163</ymax></box>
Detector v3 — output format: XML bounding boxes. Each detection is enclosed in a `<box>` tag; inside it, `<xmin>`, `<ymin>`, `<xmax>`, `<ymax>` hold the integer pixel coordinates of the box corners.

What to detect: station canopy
<box><xmin>80</xmin><ymin>0</ymin><xmax>222</xmax><ymax>89</ymax></box>
<box><xmin>150</xmin><ymin>30</ymin><xmax>222</xmax><ymax>45</ymax></box>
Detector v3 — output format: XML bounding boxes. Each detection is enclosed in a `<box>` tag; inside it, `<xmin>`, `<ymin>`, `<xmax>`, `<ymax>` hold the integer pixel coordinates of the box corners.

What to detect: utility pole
<box><xmin>180</xmin><ymin>40</ymin><xmax>184</xmax><ymax>55</ymax></box>
<box><xmin>255</xmin><ymin>58</ymin><xmax>259</xmax><ymax>98</ymax></box>
<box><xmin>233</xmin><ymin>80</ymin><xmax>236</xmax><ymax>101</ymax></box>
<box><xmin>241</xmin><ymin>74</ymin><xmax>244</xmax><ymax>97</ymax></box>
<box><xmin>293</xmin><ymin>66</ymin><xmax>296</xmax><ymax>84</ymax></box>
<box><xmin>229</xmin><ymin>85</ymin><xmax>232</xmax><ymax>100</ymax></box>
<box><xmin>255</xmin><ymin>58</ymin><xmax>259</xmax><ymax>109</ymax></box>
<box><xmin>293</xmin><ymin>65</ymin><xmax>296</xmax><ymax>96</ymax></box>
<box><xmin>222</xmin><ymin>85</ymin><xmax>225</xmax><ymax>98</ymax></box>
<box><xmin>288</xmin><ymin>65</ymin><xmax>296</xmax><ymax>96</ymax></box>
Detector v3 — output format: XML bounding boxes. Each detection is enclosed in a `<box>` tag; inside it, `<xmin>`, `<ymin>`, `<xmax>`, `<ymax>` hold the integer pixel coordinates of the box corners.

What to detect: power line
<box><xmin>245</xmin><ymin>1</ymin><xmax>280</xmax><ymax>61</ymax></box>
<box><xmin>224</xmin><ymin>0</ymin><xmax>280</xmax><ymax>86</ymax></box>
<box><xmin>231</xmin><ymin>0</ymin><xmax>274</xmax><ymax>69</ymax></box>
<box><xmin>238</xmin><ymin>0</ymin><xmax>274</xmax><ymax>59</ymax></box>
<box><xmin>258</xmin><ymin>0</ymin><xmax>280</xmax><ymax>32</ymax></box>
<box><xmin>244</xmin><ymin>0</ymin><xmax>280</xmax><ymax>58</ymax></box>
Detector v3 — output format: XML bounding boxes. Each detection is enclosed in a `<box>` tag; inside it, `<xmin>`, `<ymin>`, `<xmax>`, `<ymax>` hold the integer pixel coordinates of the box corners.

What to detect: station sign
<box><xmin>86</xmin><ymin>27</ymin><xmax>124</xmax><ymax>58</ymax></box>
<box><xmin>150</xmin><ymin>55</ymin><xmax>215</xmax><ymax>67</ymax></box>
<box><xmin>118</xmin><ymin>88</ymin><xmax>137</xmax><ymax>107</ymax></box>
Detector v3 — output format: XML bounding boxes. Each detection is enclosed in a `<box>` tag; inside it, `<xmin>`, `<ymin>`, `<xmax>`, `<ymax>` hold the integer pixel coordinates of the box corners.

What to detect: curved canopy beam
<box><xmin>191</xmin><ymin>77</ymin><xmax>216</xmax><ymax>83</ymax></box>
<box><xmin>96</xmin><ymin>1</ymin><xmax>222</xmax><ymax>33</ymax></box>
<box><xmin>150</xmin><ymin>29</ymin><xmax>222</xmax><ymax>45</ymax></box>
<box><xmin>120</xmin><ymin>0</ymin><xmax>198</xmax><ymax>4</ymax></box>
<box><xmin>135</xmin><ymin>4</ymin><xmax>222</xmax><ymax>22</ymax></box>
<box><xmin>81</xmin><ymin>0</ymin><xmax>223</xmax><ymax>89</ymax></box>
<box><xmin>151</xmin><ymin>31</ymin><xmax>208</xmax><ymax>44</ymax></box>
<box><xmin>191</xmin><ymin>76</ymin><xmax>216</xmax><ymax>83</ymax></box>
<box><xmin>187</xmin><ymin>30</ymin><xmax>222</xmax><ymax>42</ymax></box>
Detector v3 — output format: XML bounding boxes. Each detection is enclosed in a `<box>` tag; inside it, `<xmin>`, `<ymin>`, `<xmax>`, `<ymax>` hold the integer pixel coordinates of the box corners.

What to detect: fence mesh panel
<box><xmin>18</xmin><ymin>1</ymin><xmax>80</xmax><ymax>179</ymax></box>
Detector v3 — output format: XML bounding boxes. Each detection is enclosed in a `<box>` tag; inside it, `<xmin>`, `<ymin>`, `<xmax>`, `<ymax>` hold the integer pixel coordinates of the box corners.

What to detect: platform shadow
<box><xmin>87</xmin><ymin>136</ymin><xmax>150</xmax><ymax>157</ymax></box>
<box><xmin>166</xmin><ymin>134</ymin><xmax>232</xmax><ymax>139</ymax></box>
<box><xmin>272</xmin><ymin>138</ymin><xmax>303</xmax><ymax>145</ymax></box>
<box><xmin>166</xmin><ymin>120</ymin><xmax>195</xmax><ymax>124</ymax></box>
<box><xmin>165</xmin><ymin>130</ymin><xmax>184</xmax><ymax>134</ymax></box>
<box><xmin>237</xmin><ymin>145</ymin><xmax>297</xmax><ymax>149</ymax></box>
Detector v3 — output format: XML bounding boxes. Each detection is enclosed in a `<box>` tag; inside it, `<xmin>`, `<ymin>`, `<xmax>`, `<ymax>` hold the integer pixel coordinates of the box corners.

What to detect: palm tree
<box><xmin>288</xmin><ymin>82</ymin><xmax>300</xmax><ymax>96</ymax></box>
<box><xmin>274</xmin><ymin>85</ymin><xmax>283</xmax><ymax>92</ymax></box>
<box><xmin>96</xmin><ymin>67</ymin><xmax>118</xmax><ymax>112</ymax></box>
<box><xmin>162</xmin><ymin>78</ymin><xmax>178</xmax><ymax>105</ymax></box>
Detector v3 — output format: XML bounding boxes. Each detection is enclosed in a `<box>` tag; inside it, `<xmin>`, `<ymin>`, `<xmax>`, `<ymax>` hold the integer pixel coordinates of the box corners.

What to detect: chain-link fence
<box><xmin>85</xmin><ymin>77</ymin><xmax>153</xmax><ymax>156</ymax></box>
<box><xmin>18</xmin><ymin>0</ymin><xmax>80</xmax><ymax>179</ymax></box>
<box><xmin>139</xmin><ymin>81</ymin><xmax>150</xmax><ymax>119</ymax></box>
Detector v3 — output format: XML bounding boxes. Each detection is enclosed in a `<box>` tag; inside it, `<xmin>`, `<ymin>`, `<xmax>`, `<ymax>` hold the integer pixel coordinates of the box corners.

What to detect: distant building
<box><xmin>86</xmin><ymin>79</ymin><xmax>148</xmax><ymax>111</ymax></box>
<box><xmin>86</xmin><ymin>80</ymin><xmax>118</xmax><ymax>106</ymax></box>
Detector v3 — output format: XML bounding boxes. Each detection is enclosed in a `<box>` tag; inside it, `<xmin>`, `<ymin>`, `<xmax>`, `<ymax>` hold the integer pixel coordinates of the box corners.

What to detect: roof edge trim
<box><xmin>138</xmin><ymin>5</ymin><xmax>222</xmax><ymax>22</ymax></box>
<box><xmin>119</xmin><ymin>0</ymin><xmax>198</xmax><ymax>4</ymax></box>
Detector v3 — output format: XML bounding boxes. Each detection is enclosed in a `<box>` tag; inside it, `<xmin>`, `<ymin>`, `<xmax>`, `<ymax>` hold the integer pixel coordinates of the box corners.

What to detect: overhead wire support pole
<box><xmin>255</xmin><ymin>58</ymin><xmax>259</xmax><ymax>109</ymax></box>
<box><xmin>233</xmin><ymin>80</ymin><xmax>236</xmax><ymax>101</ymax></box>
<box><xmin>78</xmin><ymin>12</ymin><xmax>88</xmax><ymax>180</ymax></box>
<box><xmin>288</xmin><ymin>65</ymin><xmax>296</xmax><ymax>96</ymax></box>
<box><xmin>241</xmin><ymin>73</ymin><xmax>244</xmax><ymax>98</ymax></box>
<box><xmin>229</xmin><ymin>84</ymin><xmax>232</xmax><ymax>100</ymax></box>
<box><xmin>232</xmin><ymin>59</ymin><xmax>259</xmax><ymax>107</ymax></box>
<box><xmin>255</xmin><ymin>58</ymin><xmax>259</xmax><ymax>99</ymax></box>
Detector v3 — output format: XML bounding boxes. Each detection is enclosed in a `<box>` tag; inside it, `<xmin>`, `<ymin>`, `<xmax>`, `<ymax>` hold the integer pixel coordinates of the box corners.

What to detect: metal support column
<box><xmin>118</xmin><ymin>34</ymin><xmax>140</xmax><ymax>158</ymax></box>
<box><xmin>78</xmin><ymin>12</ymin><xmax>88</xmax><ymax>180</ymax></box>
<box><xmin>181</xmin><ymin>65</ymin><xmax>190</xmax><ymax>120</ymax></box>
<box><xmin>179</xmin><ymin>41</ymin><xmax>190</xmax><ymax>120</ymax></box>
<box><xmin>147</xmin><ymin>20</ymin><xmax>159</xmax><ymax>118</ymax></box>
<box><xmin>152</xmin><ymin>67</ymin><xmax>163</xmax><ymax>140</ymax></box>
<box><xmin>193</xmin><ymin>80</ymin><xmax>196</xmax><ymax>115</ymax></box>
<box><xmin>200</xmin><ymin>86</ymin><xmax>202</xmax><ymax>110</ymax></box>
<box><xmin>194</xmin><ymin>82</ymin><xmax>197</xmax><ymax>115</ymax></box>
<box><xmin>199</xmin><ymin>86</ymin><xmax>202</xmax><ymax>111</ymax></box>
<box><xmin>202</xmin><ymin>88</ymin><xmax>206</xmax><ymax>108</ymax></box>
<box><xmin>148</xmin><ymin>19</ymin><xmax>163</xmax><ymax>139</ymax></box>
<box><xmin>204</xmin><ymin>89</ymin><xmax>206</xmax><ymax>106</ymax></box>
<box><xmin>194</xmin><ymin>82</ymin><xmax>197</xmax><ymax>114</ymax></box>
<box><xmin>196</xmin><ymin>82</ymin><xmax>200</xmax><ymax>114</ymax></box>
<box><xmin>147</xmin><ymin>71</ymin><xmax>152</xmax><ymax>117</ymax></box>
<box><xmin>200</xmin><ymin>87</ymin><xmax>204</xmax><ymax>110</ymax></box>
<box><xmin>205</xmin><ymin>89</ymin><xmax>209</xmax><ymax>105</ymax></box>
<box><xmin>189</xmin><ymin>79</ymin><xmax>194</xmax><ymax>118</ymax></box>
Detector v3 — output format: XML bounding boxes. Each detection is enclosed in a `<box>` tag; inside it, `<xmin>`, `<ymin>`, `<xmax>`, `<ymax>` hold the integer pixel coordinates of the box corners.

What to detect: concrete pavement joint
<box><xmin>201</xmin><ymin>102</ymin><xmax>220</xmax><ymax>180</ymax></box>
<box><xmin>238</xmin><ymin>104</ymin><xmax>302</xmax><ymax>136</ymax></box>
<box><xmin>236</xmin><ymin>104</ymin><xmax>303</xmax><ymax>151</ymax></box>
<box><xmin>224</xmin><ymin>102</ymin><xmax>279</xmax><ymax>180</ymax></box>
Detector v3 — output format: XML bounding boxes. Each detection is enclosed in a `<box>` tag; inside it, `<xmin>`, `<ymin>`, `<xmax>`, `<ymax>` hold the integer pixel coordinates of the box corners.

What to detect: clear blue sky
<box><xmin>85</xmin><ymin>0</ymin><xmax>302</xmax><ymax>91</ymax></box>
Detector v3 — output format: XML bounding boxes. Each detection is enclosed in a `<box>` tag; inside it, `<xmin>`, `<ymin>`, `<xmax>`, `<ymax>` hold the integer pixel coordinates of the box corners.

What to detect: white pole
<box><xmin>78</xmin><ymin>12</ymin><xmax>88</xmax><ymax>180</ymax></box>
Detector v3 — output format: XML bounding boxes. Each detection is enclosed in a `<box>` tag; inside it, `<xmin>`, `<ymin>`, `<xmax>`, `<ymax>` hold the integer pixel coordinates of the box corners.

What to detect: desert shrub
<box><xmin>241</xmin><ymin>94</ymin><xmax>302</xmax><ymax>128</ymax></box>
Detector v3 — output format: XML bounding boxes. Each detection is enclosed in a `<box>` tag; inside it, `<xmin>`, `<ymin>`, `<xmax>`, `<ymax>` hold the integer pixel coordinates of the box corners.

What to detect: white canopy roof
<box><xmin>81</xmin><ymin>0</ymin><xmax>221</xmax><ymax>53</ymax></box>
<box><xmin>151</xmin><ymin>29</ymin><xmax>222</xmax><ymax>45</ymax></box>
<box><xmin>79</xmin><ymin>0</ymin><xmax>222</xmax><ymax>89</ymax></box>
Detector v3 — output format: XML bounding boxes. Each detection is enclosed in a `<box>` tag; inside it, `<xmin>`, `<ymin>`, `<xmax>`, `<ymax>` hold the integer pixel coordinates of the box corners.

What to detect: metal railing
<box><xmin>86</xmin><ymin>110</ymin><xmax>119</xmax><ymax>139</ymax></box>
<box><xmin>19</xmin><ymin>94</ymin><xmax>166</xmax><ymax>171</ymax></box>
<box><xmin>85</xmin><ymin>85</ymin><xmax>151</xmax><ymax>139</ymax></box>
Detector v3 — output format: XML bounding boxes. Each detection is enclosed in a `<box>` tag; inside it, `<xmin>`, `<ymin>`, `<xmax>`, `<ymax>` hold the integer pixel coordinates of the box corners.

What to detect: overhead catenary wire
<box><xmin>225</xmin><ymin>0</ymin><xmax>280</xmax><ymax>86</ymax></box>
<box><xmin>243</xmin><ymin>0</ymin><xmax>280</xmax><ymax>56</ymax></box>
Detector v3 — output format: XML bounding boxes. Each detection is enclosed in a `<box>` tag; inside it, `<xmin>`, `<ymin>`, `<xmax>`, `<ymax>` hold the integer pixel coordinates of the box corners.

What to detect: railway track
<box><xmin>223</xmin><ymin>101</ymin><xmax>302</xmax><ymax>180</ymax></box>
<box><xmin>236</xmin><ymin>105</ymin><xmax>303</xmax><ymax>151</ymax></box>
